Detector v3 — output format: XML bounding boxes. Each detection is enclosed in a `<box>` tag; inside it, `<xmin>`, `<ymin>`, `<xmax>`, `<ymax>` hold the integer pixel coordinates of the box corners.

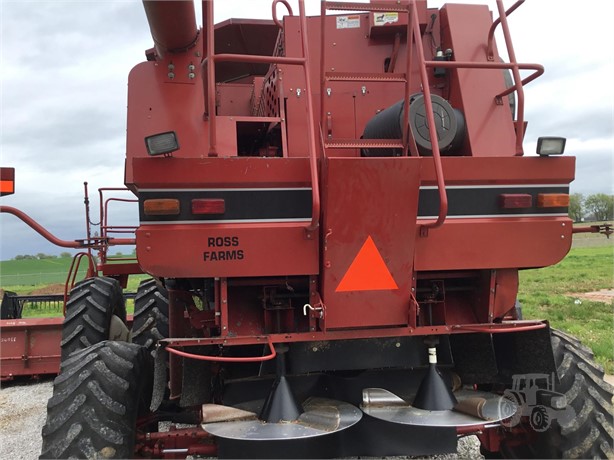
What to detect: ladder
<box><xmin>319</xmin><ymin>0</ymin><xmax>448</xmax><ymax>230</ymax></box>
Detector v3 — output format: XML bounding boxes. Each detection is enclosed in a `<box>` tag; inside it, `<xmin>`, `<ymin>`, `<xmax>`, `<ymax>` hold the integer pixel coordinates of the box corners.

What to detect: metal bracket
<box><xmin>303</xmin><ymin>303</ymin><xmax>324</xmax><ymax>319</ymax></box>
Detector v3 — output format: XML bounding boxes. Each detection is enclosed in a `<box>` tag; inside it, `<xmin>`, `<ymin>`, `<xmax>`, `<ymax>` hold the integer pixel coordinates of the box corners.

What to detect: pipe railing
<box><xmin>407</xmin><ymin>0</ymin><xmax>448</xmax><ymax>230</ymax></box>
<box><xmin>201</xmin><ymin>0</ymin><xmax>320</xmax><ymax>234</ymax></box>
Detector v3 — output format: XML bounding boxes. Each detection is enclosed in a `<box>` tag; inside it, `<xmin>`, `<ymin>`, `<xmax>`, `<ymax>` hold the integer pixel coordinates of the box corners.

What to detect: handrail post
<box><xmin>204</xmin><ymin>0</ymin><xmax>217</xmax><ymax>156</ymax></box>
<box><xmin>495</xmin><ymin>0</ymin><xmax>525</xmax><ymax>156</ymax></box>
<box><xmin>401</xmin><ymin>3</ymin><xmax>413</xmax><ymax>157</ymax></box>
<box><xmin>299</xmin><ymin>0</ymin><xmax>320</xmax><ymax>235</ymax></box>
<box><xmin>319</xmin><ymin>1</ymin><xmax>327</xmax><ymax>147</ymax></box>
<box><xmin>486</xmin><ymin>0</ymin><xmax>525</xmax><ymax>61</ymax></box>
<box><xmin>409</xmin><ymin>1</ymin><xmax>448</xmax><ymax>231</ymax></box>
<box><xmin>200</xmin><ymin>0</ymin><xmax>319</xmax><ymax>233</ymax></box>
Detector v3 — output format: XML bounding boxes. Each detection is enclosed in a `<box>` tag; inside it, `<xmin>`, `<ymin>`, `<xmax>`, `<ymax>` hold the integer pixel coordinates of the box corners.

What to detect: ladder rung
<box><xmin>324</xmin><ymin>1</ymin><xmax>409</xmax><ymax>13</ymax></box>
<box><xmin>325</xmin><ymin>139</ymin><xmax>404</xmax><ymax>149</ymax></box>
<box><xmin>325</xmin><ymin>72</ymin><xmax>407</xmax><ymax>82</ymax></box>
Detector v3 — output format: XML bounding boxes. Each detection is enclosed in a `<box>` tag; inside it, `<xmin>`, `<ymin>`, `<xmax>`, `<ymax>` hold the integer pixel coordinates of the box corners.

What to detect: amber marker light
<box><xmin>191</xmin><ymin>199</ymin><xmax>225</xmax><ymax>215</ymax></box>
<box><xmin>143</xmin><ymin>199</ymin><xmax>181</xmax><ymax>215</ymax></box>
<box><xmin>537</xmin><ymin>194</ymin><xmax>570</xmax><ymax>208</ymax></box>
<box><xmin>499</xmin><ymin>194</ymin><xmax>532</xmax><ymax>209</ymax></box>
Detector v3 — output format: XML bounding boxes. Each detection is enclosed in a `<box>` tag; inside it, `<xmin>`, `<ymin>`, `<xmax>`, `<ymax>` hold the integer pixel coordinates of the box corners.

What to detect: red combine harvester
<box><xmin>1</xmin><ymin>0</ymin><xmax>612</xmax><ymax>458</ymax></box>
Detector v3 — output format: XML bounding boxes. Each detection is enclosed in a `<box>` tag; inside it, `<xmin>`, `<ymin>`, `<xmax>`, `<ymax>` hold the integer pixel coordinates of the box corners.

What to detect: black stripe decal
<box><xmin>138</xmin><ymin>186</ymin><xmax>569</xmax><ymax>223</ymax></box>
<box><xmin>139</xmin><ymin>189</ymin><xmax>312</xmax><ymax>222</ymax></box>
<box><xmin>418</xmin><ymin>186</ymin><xmax>569</xmax><ymax>217</ymax></box>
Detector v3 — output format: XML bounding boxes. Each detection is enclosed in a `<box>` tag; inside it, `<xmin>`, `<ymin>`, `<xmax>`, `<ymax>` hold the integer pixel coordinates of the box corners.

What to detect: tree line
<box><xmin>13</xmin><ymin>252</ymin><xmax>74</xmax><ymax>260</ymax></box>
<box><xmin>569</xmin><ymin>193</ymin><xmax>614</xmax><ymax>222</ymax></box>
<box><xmin>12</xmin><ymin>249</ymin><xmax>136</xmax><ymax>261</ymax></box>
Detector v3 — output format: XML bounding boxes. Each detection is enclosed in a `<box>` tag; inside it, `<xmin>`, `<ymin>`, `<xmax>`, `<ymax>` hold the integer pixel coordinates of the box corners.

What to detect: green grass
<box><xmin>0</xmin><ymin>257</ymin><xmax>89</xmax><ymax>287</ymax></box>
<box><xmin>519</xmin><ymin>242</ymin><xmax>613</xmax><ymax>373</ymax></box>
<box><xmin>1</xmin><ymin>256</ymin><xmax>147</xmax><ymax>317</ymax></box>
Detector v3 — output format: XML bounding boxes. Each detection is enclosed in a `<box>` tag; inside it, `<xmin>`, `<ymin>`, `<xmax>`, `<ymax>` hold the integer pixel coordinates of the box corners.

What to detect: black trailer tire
<box><xmin>494</xmin><ymin>328</ymin><xmax>614</xmax><ymax>459</ymax></box>
<box><xmin>132</xmin><ymin>278</ymin><xmax>169</xmax><ymax>351</ymax></box>
<box><xmin>60</xmin><ymin>277</ymin><xmax>126</xmax><ymax>361</ymax></box>
<box><xmin>40</xmin><ymin>341</ymin><xmax>153</xmax><ymax>459</ymax></box>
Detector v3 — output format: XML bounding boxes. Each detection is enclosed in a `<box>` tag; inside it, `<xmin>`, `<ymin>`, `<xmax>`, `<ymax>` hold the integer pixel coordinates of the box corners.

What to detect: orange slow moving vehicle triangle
<box><xmin>336</xmin><ymin>236</ymin><xmax>399</xmax><ymax>292</ymax></box>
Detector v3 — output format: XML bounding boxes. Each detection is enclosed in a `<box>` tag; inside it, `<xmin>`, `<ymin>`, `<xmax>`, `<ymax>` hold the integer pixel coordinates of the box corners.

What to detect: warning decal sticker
<box><xmin>373</xmin><ymin>12</ymin><xmax>399</xmax><ymax>26</ymax></box>
<box><xmin>336</xmin><ymin>236</ymin><xmax>398</xmax><ymax>292</ymax></box>
<box><xmin>336</xmin><ymin>15</ymin><xmax>361</xmax><ymax>29</ymax></box>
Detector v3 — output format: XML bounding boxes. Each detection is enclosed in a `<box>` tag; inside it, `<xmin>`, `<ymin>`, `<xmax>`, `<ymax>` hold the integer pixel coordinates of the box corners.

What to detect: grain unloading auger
<box><xmin>4</xmin><ymin>0</ymin><xmax>614</xmax><ymax>458</ymax></box>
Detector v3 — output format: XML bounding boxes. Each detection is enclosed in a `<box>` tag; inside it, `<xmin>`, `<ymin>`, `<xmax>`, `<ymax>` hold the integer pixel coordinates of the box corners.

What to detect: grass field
<box><xmin>2</xmin><ymin>228</ymin><xmax>612</xmax><ymax>371</ymax></box>
<box><xmin>0</xmin><ymin>257</ymin><xmax>89</xmax><ymax>288</ymax></box>
<box><xmin>519</xmin><ymin>237</ymin><xmax>613</xmax><ymax>373</ymax></box>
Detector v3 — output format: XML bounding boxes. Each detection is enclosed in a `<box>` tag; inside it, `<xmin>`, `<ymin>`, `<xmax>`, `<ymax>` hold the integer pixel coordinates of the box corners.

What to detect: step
<box><xmin>324</xmin><ymin>71</ymin><xmax>407</xmax><ymax>83</ymax></box>
<box><xmin>324</xmin><ymin>1</ymin><xmax>410</xmax><ymax>13</ymax></box>
<box><xmin>324</xmin><ymin>139</ymin><xmax>404</xmax><ymax>149</ymax></box>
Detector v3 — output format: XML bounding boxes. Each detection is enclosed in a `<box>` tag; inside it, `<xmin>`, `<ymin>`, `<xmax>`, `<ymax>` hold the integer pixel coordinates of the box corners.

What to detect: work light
<box><xmin>536</xmin><ymin>137</ymin><xmax>566</xmax><ymax>156</ymax></box>
<box><xmin>145</xmin><ymin>131</ymin><xmax>179</xmax><ymax>156</ymax></box>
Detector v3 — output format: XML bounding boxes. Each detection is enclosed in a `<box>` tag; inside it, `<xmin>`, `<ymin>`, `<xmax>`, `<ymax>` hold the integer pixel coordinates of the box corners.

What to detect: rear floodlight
<box><xmin>536</xmin><ymin>137</ymin><xmax>566</xmax><ymax>156</ymax></box>
<box><xmin>145</xmin><ymin>131</ymin><xmax>179</xmax><ymax>156</ymax></box>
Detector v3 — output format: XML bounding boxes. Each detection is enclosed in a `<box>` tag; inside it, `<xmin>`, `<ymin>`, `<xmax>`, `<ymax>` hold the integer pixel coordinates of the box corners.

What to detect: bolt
<box><xmin>168</xmin><ymin>72</ymin><xmax>175</xmax><ymax>79</ymax></box>
<box><xmin>188</xmin><ymin>72</ymin><xmax>195</xmax><ymax>79</ymax></box>
<box><xmin>168</xmin><ymin>63</ymin><xmax>175</xmax><ymax>71</ymax></box>
<box><xmin>396</xmin><ymin>342</ymin><xmax>401</xmax><ymax>348</ymax></box>
<box><xmin>188</xmin><ymin>64</ymin><xmax>195</xmax><ymax>71</ymax></box>
<box><xmin>223</xmin><ymin>299</ymin><xmax>227</xmax><ymax>303</ymax></box>
<box><xmin>312</xmin><ymin>347</ymin><xmax>318</xmax><ymax>352</ymax></box>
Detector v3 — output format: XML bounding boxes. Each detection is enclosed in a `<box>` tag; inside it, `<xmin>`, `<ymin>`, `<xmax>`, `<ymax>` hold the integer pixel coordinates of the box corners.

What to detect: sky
<box><xmin>0</xmin><ymin>0</ymin><xmax>613</xmax><ymax>261</ymax></box>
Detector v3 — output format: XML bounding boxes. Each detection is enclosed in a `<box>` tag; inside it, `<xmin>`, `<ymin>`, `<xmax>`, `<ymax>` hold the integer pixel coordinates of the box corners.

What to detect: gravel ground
<box><xmin>0</xmin><ymin>379</ymin><xmax>481</xmax><ymax>459</ymax></box>
<box><xmin>0</xmin><ymin>378</ymin><xmax>53</xmax><ymax>460</ymax></box>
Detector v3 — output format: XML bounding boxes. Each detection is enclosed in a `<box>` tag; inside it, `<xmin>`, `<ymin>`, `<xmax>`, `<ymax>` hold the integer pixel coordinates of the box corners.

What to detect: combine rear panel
<box><xmin>32</xmin><ymin>1</ymin><xmax>614</xmax><ymax>459</ymax></box>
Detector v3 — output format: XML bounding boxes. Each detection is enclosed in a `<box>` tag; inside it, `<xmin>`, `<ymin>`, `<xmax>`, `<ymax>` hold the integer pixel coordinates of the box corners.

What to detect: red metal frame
<box><xmin>1</xmin><ymin>1</ymin><xmax>592</xmax><ymax>457</ymax></box>
<box><xmin>202</xmin><ymin>0</ymin><xmax>321</xmax><ymax>235</ymax></box>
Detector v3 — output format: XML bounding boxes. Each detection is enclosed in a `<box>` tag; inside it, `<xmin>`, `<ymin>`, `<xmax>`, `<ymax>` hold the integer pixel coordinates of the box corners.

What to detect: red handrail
<box><xmin>0</xmin><ymin>206</ymin><xmax>86</xmax><ymax>249</ymax></box>
<box><xmin>495</xmin><ymin>0</ymin><xmax>526</xmax><ymax>156</ymax></box>
<box><xmin>272</xmin><ymin>0</ymin><xmax>293</xmax><ymax>29</ymax></box>
<box><xmin>487</xmin><ymin>0</ymin><xmax>525</xmax><ymax>61</ymax></box>
<box><xmin>202</xmin><ymin>0</ymin><xmax>320</xmax><ymax>234</ymax></box>
<box><xmin>408</xmin><ymin>0</ymin><xmax>448</xmax><ymax>230</ymax></box>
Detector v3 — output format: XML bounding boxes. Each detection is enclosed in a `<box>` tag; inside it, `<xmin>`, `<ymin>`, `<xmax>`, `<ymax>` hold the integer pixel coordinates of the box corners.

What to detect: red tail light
<box><xmin>499</xmin><ymin>194</ymin><xmax>532</xmax><ymax>209</ymax></box>
<box><xmin>192</xmin><ymin>199</ymin><xmax>225</xmax><ymax>215</ymax></box>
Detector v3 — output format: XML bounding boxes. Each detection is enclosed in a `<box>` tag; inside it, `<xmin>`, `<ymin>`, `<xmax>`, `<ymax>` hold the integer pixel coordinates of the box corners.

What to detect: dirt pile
<box><xmin>568</xmin><ymin>289</ymin><xmax>614</xmax><ymax>304</ymax></box>
<box><xmin>29</xmin><ymin>284</ymin><xmax>65</xmax><ymax>295</ymax></box>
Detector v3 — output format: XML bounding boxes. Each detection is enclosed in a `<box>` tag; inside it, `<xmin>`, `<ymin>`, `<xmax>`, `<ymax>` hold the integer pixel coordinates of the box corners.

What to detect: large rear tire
<box><xmin>40</xmin><ymin>341</ymin><xmax>153</xmax><ymax>459</ymax></box>
<box><xmin>60</xmin><ymin>277</ymin><xmax>127</xmax><ymax>360</ymax></box>
<box><xmin>131</xmin><ymin>278</ymin><xmax>169</xmax><ymax>352</ymax></box>
<box><xmin>491</xmin><ymin>328</ymin><xmax>614</xmax><ymax>458</ymax></box>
